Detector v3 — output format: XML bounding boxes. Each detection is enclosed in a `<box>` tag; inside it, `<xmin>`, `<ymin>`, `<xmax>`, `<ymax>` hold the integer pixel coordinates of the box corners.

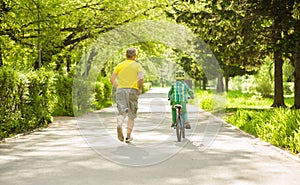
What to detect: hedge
<box><xmin>0</xmin><ymin>67</ymin><xmax>53</xmax><ymax>140</ymax></box>
<box><xmin>0</xmin><ymin>66</ymin><xmax>150</xmax><ymax>140</ymax></box>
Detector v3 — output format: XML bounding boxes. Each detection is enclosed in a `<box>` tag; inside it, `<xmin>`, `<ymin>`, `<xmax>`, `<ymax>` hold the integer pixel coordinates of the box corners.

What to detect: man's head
<box><xmin>126</xmin><ymin>48</ymin><xmax>137</xmax><ymax>59</ymax></box>
<box><xmin>175</xmin><ymin>70</ymin><xmax>185</xmax><ymax>80</ymax></box>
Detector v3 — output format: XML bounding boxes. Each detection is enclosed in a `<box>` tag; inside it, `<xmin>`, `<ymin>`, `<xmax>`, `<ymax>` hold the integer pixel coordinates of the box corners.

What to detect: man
<box><xmin>110</xmin><ymin>48</ymin><xmax>144</xmax><ymax>143</ymax></box>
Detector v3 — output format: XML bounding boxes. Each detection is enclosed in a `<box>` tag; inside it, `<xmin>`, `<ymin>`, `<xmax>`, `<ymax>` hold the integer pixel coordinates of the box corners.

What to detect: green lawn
<box><xmin>195</xmin><ymin>90</ymin><xmax>300</xmax><ymax>154</ymax></box>
<box><xmin>225</xmin><ymin>90</ymin><xmax>294</xmax><ymax>109</ymax></box>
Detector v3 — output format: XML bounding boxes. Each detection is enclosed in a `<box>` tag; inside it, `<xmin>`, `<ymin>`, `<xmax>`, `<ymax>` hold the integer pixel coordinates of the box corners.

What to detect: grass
<box><xmin>196</xmin><ymin>90</ymin><xmax>300</xmax><ymax>154</ymax></box>
<box><xmin>226</xmin><ymin>90</ymin><xmax>294</xmax><ymax>109</ymax></box>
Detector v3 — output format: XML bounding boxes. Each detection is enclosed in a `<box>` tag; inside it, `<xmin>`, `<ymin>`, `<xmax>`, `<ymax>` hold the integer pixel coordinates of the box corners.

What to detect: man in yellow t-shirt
<box><xmin>110</xmin><ymin>48</ymin><xmax>144</xmax><ymax>143</ymax></box>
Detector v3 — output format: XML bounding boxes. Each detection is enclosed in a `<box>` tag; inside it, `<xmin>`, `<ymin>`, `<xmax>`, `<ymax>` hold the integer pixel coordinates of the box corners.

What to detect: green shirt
<box><xmin>168</xmin><ymin>80</ymin><xmax>194</xmax><ymax>102</ymax></box>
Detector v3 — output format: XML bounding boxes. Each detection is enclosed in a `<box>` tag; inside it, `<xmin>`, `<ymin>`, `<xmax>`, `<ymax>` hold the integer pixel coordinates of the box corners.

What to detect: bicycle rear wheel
<box><xmin>181</xmin><ymin>116</ymin><xmax>185</xmax><ymax>139</ymax></box>
<box><xmin>176</xmin><ymin>116</ymin><xmax>181</xmax><ymax>142</ymax></box>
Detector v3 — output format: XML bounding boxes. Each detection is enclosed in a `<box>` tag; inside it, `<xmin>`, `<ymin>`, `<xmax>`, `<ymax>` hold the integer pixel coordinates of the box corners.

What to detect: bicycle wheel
<box><xmin>176</xmin><ymin>116</ymin><xmax>181</xmax><ymax>142</ymax></box>
<box><xmin>181</xmin><ymin>115</ymin><xmax>185</xmax><ymax>139</ymax></box>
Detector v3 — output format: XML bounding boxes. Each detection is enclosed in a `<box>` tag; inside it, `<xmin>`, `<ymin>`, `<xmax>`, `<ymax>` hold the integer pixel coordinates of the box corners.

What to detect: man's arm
<box><xmin>110</xmin><ymin>72</ymin><xmax>118</xmax><ymax>88</ymax></box>
<box><xmin>137</xmin><ymin>71</ymin><xmax>144</xmax><ymax>94</ymax></box>
<box><xmin>138</xmin><ymin>78</ymin><xmax>144</xmax><ymax>94</ymax></box>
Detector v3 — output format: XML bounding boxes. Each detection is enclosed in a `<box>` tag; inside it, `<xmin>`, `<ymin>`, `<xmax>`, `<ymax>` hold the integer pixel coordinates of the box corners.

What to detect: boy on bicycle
<box><xmin>168</xmin><ymin>70</ymin><xmax>194</xmax><ymax>129</ymax></box>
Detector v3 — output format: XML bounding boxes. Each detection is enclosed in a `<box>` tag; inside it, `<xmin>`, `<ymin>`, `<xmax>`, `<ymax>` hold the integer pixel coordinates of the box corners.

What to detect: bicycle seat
<box><xmin>174</xmin><ymin>104</ymin><xmax>182</xmax><ymax>109</ymax></box>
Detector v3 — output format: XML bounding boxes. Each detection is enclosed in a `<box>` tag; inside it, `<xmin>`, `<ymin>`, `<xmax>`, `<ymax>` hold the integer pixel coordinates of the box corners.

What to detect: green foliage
<box><xmin>0</xmin><ymin>67</ymin><xmax>22</xmax><ymax>139</ymax></box>
<box><xmin>25</xmin><ymin>70</ymin><xmax>54</xmax><ymax>126</ymax></box>
<box><xmin>226</xmin><ymin>109</ymin><xmax>260</xmax><ymax>137</ymax></box>
<box><xmin>256</xmin><ymin>109</ymin><xmax>299</xmax><ymax>149</ymax></box>
<box><xmin>197</xmin><ymin>90</ymin><xmax>214</xmax><ymax>111</ymax></box>
<box><xmin>0</xmin><ymin>67</ymin><xmax>53</xmax><ymax>140</ymax></box>
<box><xmin>226</xmin><ymin>108</ymin><xmax>300</xmax><ymax>153</ymax></box>
<box><xmin>52</xmin><ymin>73</ymin><xmax>74</xmax><ymax>116</ymax></box>
<box><xmin>195</xmin><ymin>90</ymin><xmax>223</xmax><ymax>112</ymax></box>
<box><xmin>222</xmin><ymin>90</ymin><xmax>300</xmax><ymax>154</ymax></box>
<box><xmin>229</xmin><ymin>57</ymin><xmax>294</xmax><ymax>97</ymax></box>
<box><xmin>94</xmin><ymin>77</ymin><xmax>112</xmax><ymax>110</ymax></box>
<box><xmin>72</xmin><ymin>77</ymin><xmax>95</xmax><ymax>115</ymax></box>
<box><xmin>1</xmin><ymin>0</ymin><xmax>167</xmax><ymax>70</ymax></box>
<box><xmin>253</xmin><ymin>58</ymin><xmax>274</xmax><ymax>97</ymax></box>
<box><xmin>196</xmin><ymin>89</ymin><xmax>300</xmax><ymax>153</ymax></box>
<box><xmin>226</xmin><ymin>90</ymin><xmax>272</xmax><ymax>108</ymax></box>
<box><xmin>142</xmin><ymin>82</ymin><xmax>152</xmax><ymax>93</ymax></box>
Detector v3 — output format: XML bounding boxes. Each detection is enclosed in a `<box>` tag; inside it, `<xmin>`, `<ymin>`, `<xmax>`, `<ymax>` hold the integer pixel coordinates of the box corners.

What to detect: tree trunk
<box><xmin>271</xmin><ymin>15</ymin><xmax>285</xmax><ymax>108</ymax></box>
<box><xmin>225</xmin><ymin>75</ymin><xmax>229</xmax><ymax>92</ymax></box>
<box><xmin>271</xmin><ymin>50</ymin><xmax>285</xmax><ymax>107</ymax></box>
<box><xmin>216</xmin><ymin>74</ymin><xmax>224</xmax><ymax>93</ymax></box>
<box><xmin>294</xmin><ymin>51</ymin><xmax>300</xmax><ymax>109</ymax></box>
<box><xmin>202</xmin><ymin>77</ymin><xmax>207</xmax><ymax>90</ymax></box>
<box><xmin>293</xmin><ymin>19</ymin><xmax>300</xmax><ymax>109</ymax></box>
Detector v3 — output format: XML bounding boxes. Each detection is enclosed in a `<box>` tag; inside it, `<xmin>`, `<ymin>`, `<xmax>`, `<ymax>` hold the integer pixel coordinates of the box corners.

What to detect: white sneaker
<box><xmin>125</xmin><ymin>137</ymin><xmax>133</xmax><ymax>143</ymax></box>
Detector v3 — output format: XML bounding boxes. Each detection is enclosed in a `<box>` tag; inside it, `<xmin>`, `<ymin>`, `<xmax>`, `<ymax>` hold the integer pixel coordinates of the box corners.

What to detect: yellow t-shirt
<box><xmin>114</xmin><ymin>59</ymin><xmax>143</xmax><ymax>89</ymax></box>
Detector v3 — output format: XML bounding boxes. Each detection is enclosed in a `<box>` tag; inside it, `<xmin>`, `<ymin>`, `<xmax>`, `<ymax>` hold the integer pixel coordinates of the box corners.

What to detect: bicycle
<box><xmin>174</xmin><ymin>104</ymin><xmax>185</xmax><ymax>142</ymax></box>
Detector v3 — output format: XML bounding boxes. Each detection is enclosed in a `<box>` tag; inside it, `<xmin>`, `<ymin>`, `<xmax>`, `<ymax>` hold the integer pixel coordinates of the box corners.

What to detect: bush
<box><xmin>226</xmin><ymin>108</ymin><xmax>300</xmax><ymax>154</ymax></box>
<box><xmin>0</xmin><ymin>66</ymin><xmax>115</xmax><ymax>140</ymax></box>
<box><xmin>52</xmin><ymin>73</ymin><xmax>74</xmax><ymax>116</ymax></box>
<box><xmin>95</xmin><ymin>77</ymin><xmax>112</xmax><ymax>109</ymax></box>
<box><xmin>142</xmin><ymin>82</ymin><xmax>152</xmax><ymax>93</ymax></box>
<box><xmin>0</xmin><ymin>67</ymin><xmax>54</xmax><ymax>140</ymax></box>
<box><xmin>226</xmin><ymin>109</ymin><xmax>260</xmax><ymax>136</ymax></box>
<box><xmin>25</xmin><ymin>70</ymin><xmax>54</xmax><ymax>127</ymax></box>
<box><xmin>0</xmin><ymin>67</ymin><xmax>22</xmax><ymax>139</ymax></box>
<box><xmin>195</xmin><ymin>90</ymin><xmax>224</xmax><ymax>114</ymax></box>
<box><xmin>256</xmin><ymin>109</ymin><xmax>299</xmax><ymax>150</ymax></box>
<box><xmin>283</xmin><ymin>82</ymin><xmax>294</xmax><ymax>95</ymax></box>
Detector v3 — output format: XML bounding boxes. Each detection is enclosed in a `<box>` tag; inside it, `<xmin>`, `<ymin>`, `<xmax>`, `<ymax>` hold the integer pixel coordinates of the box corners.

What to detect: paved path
<box><xmin>1</xmin><ymin>88</ymin><xmax>300</xmax><ymax>185</ymax></box>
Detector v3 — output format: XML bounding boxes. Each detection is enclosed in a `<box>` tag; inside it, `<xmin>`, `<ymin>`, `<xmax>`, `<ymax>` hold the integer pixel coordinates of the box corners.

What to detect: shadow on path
<box><xmin>0</xmin><ymin>88</ymin><xmax>300</xmax><ymax>185</ymax></box>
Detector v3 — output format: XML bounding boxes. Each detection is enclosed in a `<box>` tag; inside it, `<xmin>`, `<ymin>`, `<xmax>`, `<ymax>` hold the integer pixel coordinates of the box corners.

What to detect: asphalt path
<box><xmin>1</xmin><ymin>88</ymin><xmax>300</xmax><ymax>185</ymax></box>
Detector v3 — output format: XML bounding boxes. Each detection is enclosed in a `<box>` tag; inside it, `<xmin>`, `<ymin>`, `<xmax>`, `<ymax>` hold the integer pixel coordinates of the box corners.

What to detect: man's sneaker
<box><xmin>185</xmin><ymin>122</ymin><xmax>191</xmax><ymax>129</ymax></box>
<box><xmin>125</xmin><ymin>137</ymin><xmax>133</xmax><ymax>143</ymax></box>
<box><xmin>117</xmin><ymin>126</ymin><xmax>124</xmax><ymax>142</ymax></box>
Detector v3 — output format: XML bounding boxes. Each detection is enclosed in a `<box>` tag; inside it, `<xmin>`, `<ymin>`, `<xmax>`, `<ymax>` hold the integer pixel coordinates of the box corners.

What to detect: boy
<box><xmin>168</xmin><ymin>70</ymin><xmax>194</xmax><ymax>129</ymax></box>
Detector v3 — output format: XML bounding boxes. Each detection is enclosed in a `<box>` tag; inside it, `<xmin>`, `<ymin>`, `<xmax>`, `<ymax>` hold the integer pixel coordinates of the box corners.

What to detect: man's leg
<box><xmin>116</xmin><ymin>89</ymin><xmax>128</xmax><ymax>142</ymax></box>
<box><xmin>126</xmin><ymin>89</ymin><xmax>138</xmax><ymax>143</ymax></box>
<box><xmin>126</xmin><ymin>118</ymin><xmax>134</xmax><ymax>142</ymax></box>
<box><xmin>117</xmin><ymin>113</ymin><xmax>126</xmax><ymax>142</ymax></box>
<box><xmin>117</xmin><ymin>113</ymin><xmax>126</xmax><ymax>126</ymax></box>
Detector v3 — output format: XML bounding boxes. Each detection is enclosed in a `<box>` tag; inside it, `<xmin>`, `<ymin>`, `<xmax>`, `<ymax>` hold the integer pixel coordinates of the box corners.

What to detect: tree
<box><xmin>290</xmin><ymin>2</ymin><xmax>300</xmax><ymax>109</ymax></box>
<box><xmin>166</xmin><ymin>0</ymin><xmax>300</xmax><ymax>108</ymax></box>
<box><xmin>166</xmin><ymin>0</ymin><xmax>263</xmax><ymax>92</ymax></box>
<box><xmin>0</xmin><ymin>0</ymin><xmax>167</xmax><ymax>71</ymax></box>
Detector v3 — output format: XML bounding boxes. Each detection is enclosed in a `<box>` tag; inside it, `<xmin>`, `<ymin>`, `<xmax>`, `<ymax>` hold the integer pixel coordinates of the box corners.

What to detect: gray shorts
<box><xmin>116</xmin><ymin>88</ymin><xmax>139</xmax><ymax>119</ymax></box>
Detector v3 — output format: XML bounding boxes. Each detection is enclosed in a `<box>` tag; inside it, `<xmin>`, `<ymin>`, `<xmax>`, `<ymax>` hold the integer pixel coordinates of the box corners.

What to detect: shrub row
<box><xmin>0</xmin><ymin>67</ymin><xmax>53</xmax><ymax>139</ymax></box>
<box><xmin>0</xmin><ymin>67</ymin><xmax>114</xmax><ymax>140</ymax></box>
<box><xmin>0</xmin><ymin>66</ymin><xmax>153</xmax><ymax>140</ymax></box>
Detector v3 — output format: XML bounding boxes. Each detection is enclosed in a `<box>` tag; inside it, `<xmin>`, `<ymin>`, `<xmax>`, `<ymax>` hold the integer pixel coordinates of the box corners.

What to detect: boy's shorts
<box><xmin>116</xmin><ymin>88</ymin><xmax>139</xmax><ymax>119</ymax></box>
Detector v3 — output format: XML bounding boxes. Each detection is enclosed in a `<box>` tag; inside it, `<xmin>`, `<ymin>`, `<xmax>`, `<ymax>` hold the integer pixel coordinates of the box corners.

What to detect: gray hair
<box><xmin>126</xmin><ymin>48</ymin><xmax>137</xmax><ymax>58</ymax></box>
